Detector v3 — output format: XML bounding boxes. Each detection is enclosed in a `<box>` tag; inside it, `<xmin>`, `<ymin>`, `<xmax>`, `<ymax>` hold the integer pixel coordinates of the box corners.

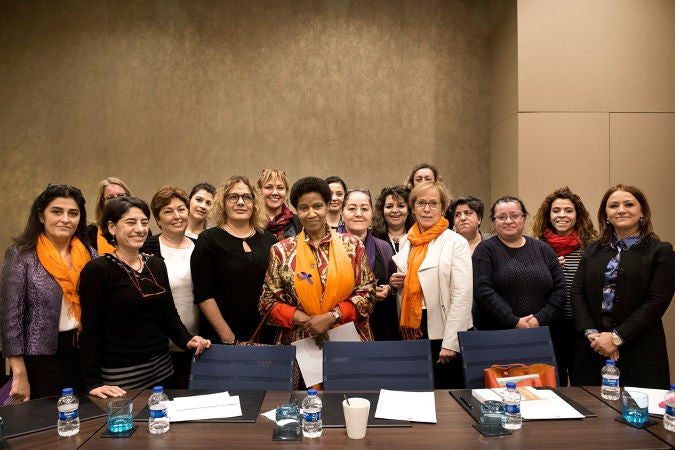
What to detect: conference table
<box><xmin>6</xmin><ymin>387</ymin><xmax>672</xmax><ymax>449</ymax></box>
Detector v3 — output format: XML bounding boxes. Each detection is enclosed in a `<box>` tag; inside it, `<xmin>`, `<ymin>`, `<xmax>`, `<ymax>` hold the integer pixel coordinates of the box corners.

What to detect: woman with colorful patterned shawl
<box><xmin>259</xmin><ymin>177</ymin><xmax>376</xmax><ymax>349</ymax></box>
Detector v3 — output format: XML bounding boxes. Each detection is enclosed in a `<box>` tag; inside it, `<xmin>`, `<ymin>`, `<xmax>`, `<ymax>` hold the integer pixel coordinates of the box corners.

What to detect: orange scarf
<box><xmin>36</xmin><ymin>233</ymin><xmax>91</xmax><ymax>335</ymax></box>
<box><xmin>400</xmin><ymin>217</ymin><xmax>449</xmax><ymax>340</ymax></box>
<box><xmin>294</xmin><ymin>229</ymin><xmax>355</xmax><ymax>317</ymax></box>
<box><xmin>96</xmin><ymin>227</ymin><xmax>116</xmax><ymax>254</ymax></box>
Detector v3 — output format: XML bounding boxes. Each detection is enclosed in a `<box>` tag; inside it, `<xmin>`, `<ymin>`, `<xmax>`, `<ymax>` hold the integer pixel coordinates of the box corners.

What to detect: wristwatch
<box><xmin>331</xmin><ymin>309</ymin><xmax>341</xmax><ymax>324</ymax></box>
<box><xmin>611</xmin><ymin>331</ymin><xmax>622</xmax><ymax>346</ymax></box>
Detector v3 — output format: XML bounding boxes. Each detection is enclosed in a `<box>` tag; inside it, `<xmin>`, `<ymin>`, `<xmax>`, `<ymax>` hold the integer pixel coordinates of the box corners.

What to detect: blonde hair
<box><xmin>94</xmin><ymin>177</ymin><xmax>131</xmax><ymax>223</ymax></box>
<box><xmin>409</xmin><ymin>181</ymin><xmax>450</xmax><ymax>212</ymax></box>
<box><xmin>210</xmin><ymin>175</ymin><xmax>267</xmax><ymax>233</ymax></box>
<box><xmin>257</xmin><ymin>169</ymin><xmax>290</xmax><ymax>192</ymax></box>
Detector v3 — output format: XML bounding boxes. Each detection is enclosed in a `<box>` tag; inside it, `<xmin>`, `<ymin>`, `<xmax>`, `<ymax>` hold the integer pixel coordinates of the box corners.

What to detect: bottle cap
<box><xmin>307</xmin><ymin>388</ymin><xmax>317</xmax><ymax>396</ymax></box>
<box><xmin>505</xmin><ymin>382</ymin><xmax>516</xmax><ymax>389</ymax></box>
<box><xmin>605</xmin><ymin>359</ymin><xmax>615</xmax><ymax>365</ymax></box>
<box><xmin>153</xmin><ymin>386</ymin><xmax>164</xmax><ymax>393</ymax></box>
<box><xmin>62</xmin><ymin>387</ymin><xmax>74</xmax><ymax>395</ymax></box>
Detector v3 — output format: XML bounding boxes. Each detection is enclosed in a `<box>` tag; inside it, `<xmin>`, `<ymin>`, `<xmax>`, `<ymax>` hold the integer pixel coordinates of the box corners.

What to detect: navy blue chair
<box><xmin>189</xmin><ymin>344</ymin><xmax>296</xmax><ymax>391</ymax></box>
<box><xmin>457</xmin><ymin>326</ymin><xmax>559</xmax><ymax>389</ymax></box>
<box><xmin>322</xmin><ymin>340</ymin><xmax>434</xmax><ymax>391</ymax></box>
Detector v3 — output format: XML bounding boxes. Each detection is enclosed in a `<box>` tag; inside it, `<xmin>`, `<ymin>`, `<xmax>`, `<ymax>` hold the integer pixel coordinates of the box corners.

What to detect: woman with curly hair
<box><xmin>532</xmin><ymin>186</ymin><xmax>597</xmax><ymax>386</ymax></box>
<box><xmin>372</xmin><ymin>185</ymin><xmax>415</xmax><ymax>254</ymax></box>
<box><xmin>190</xmin><ymin>176</ymin><xmax>277</xmax><ymax>344</ymax></box>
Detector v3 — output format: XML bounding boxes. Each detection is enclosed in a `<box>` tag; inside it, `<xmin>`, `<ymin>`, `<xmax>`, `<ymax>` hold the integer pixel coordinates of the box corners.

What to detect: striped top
<box><xmin>559</xmin><ymin>248</ymin><xmax>582</xmax><ymax>320</ymax></box>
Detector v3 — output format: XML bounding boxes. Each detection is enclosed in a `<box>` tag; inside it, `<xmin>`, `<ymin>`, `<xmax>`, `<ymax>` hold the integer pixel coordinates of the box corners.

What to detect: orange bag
<box><xmin>484</xmin><ymin>363</ymin><xmax>557</xmax><ymax>388</ymax></box>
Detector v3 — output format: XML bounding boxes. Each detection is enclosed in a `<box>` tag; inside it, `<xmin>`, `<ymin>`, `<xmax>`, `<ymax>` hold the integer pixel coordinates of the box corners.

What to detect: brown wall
<box><xmin>0</xmin><ymin>0</ymin><xmax>491</xmax><ymax>248</ymax></box>
<box><xmin>490</xmin><ymin>0</ymin><xmax>674</xmax><ymax>381</ymax></box>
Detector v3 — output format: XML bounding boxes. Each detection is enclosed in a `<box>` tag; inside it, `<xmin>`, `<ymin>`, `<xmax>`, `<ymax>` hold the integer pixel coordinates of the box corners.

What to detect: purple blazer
<box><xmin>0</xmin><ymin>245</ymin><xmax>97</xmax><ymax>357</ymax></box>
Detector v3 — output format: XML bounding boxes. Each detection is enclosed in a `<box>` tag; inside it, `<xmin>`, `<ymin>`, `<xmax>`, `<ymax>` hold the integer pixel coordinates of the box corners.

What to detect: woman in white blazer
<box><xmin>390</xmin><ymin>181</ymin><xmax>473</xmax><ymax>388</ymax></box>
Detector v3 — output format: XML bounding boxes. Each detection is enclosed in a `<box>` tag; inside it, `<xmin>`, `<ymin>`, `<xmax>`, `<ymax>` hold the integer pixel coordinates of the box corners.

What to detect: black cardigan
<box><xmin>570</xmin><ymin>237</ymin><xmax>674</xmax><ymax>388</ymax></box>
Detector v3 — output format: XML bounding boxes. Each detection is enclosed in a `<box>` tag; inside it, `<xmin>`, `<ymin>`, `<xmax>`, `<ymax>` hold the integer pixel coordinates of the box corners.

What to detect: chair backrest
<box><xmin>458</xmin><ymin>326</ymin><xmax>559</xmax><ymax>388</ymax></box>
<box><xmin>189</xmin><ymin>344</ymin><xmax>296</xmax><ymax>391</ymax></box>
<box><xmin>322</xmin><ymin>340</ymin><xmax>434</xmax><ymax>391</ymax></box>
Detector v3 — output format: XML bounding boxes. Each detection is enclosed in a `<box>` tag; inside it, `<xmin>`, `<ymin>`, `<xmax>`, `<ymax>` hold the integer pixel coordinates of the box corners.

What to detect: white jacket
<box><xmin>392</xmin><ymin>229</ymin><xmax>473</xmax><ymax>352</ymax></box>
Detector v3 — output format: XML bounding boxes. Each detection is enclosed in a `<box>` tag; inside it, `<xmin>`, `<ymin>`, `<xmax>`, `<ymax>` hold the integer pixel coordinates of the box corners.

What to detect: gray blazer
<box><xmin>0</xmin><ymin>245</ymin><xmax>97</xmax><ymax>356</ymax></box>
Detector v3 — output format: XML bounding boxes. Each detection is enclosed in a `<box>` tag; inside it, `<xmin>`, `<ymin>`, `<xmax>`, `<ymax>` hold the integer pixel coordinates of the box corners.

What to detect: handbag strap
<box><xmin>248</xmin><ymin>308</ymin><xmax>272</xmax><ymax>344</ymax></box>
<box><xmin>491</xmin><ymin>363</ymin><xmax>528</xmax><ymax>370</ymax></box>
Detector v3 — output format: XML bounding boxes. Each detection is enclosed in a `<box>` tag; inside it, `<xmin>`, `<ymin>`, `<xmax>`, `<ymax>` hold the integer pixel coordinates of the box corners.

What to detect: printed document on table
<box><xmin>166</xmin><ymin>395</ymin><xmax>242</xmax><ymax>421</ymax></box>
<box><xmin>173</xmin><ymin>392</ymin><xmax>232</xmax><ymax>410</ymax></box>
<box><xmin>472</xmin><ymin>387</ymin><xmax>583</xmax><ymax>420</ymax></box>
<box><xmin>291</xmin><ymin>322</ymin><xmax>360</xmax><ymax>387</ymax></box>
<box><xmin>374</xmin><ymin>389</ymin><xmax>437</xmax><ymax>423</ymax></box>
<box><xmin>625</xmin><ymin>386</ymin><xmax>668</xmax><ymax>415</ymax></box>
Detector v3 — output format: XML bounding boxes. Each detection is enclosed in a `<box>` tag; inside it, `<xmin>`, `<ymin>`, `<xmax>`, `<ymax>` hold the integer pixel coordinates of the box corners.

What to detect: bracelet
<box><xmin>222</xmin><ymin>337</ymin><xmax>236</xmax><ymax>345</ymax></box>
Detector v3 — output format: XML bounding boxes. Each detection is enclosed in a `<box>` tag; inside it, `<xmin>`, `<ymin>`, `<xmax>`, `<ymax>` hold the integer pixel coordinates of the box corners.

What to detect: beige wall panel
<box><xmin>518</xmin><ymin>0</ymin><xmax>674</xmax><ymax>112</ymax></box>
<box><xmin>609</xmin><ymin>112</ymin><xmax>675</xmax><ymax>374</ymax></box>
<box><xmin>0</xmin><ymin>0</ymin><xmax>491</xmax><ymax>255</ymax></box>
<box><xmin>518</xmin><ymin>112</ymin><xmax>609</xmax><ymax>234</ymax></box>
<box><xmin>489</xmin><ymin>0</ymin><xmax>518</xmax><ymax>128</ymax></box>
<box><xmin>489</xmin><ymin>113</ymin><xmax>519</xmax><ymax>216</ymax></box>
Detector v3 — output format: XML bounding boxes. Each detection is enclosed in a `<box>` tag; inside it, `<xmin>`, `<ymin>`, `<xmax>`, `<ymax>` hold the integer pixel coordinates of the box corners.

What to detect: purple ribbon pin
<box><xmin>298</xmin><ymin>272</ymin><xmax>313</xmax><ymax>285</ymax></box>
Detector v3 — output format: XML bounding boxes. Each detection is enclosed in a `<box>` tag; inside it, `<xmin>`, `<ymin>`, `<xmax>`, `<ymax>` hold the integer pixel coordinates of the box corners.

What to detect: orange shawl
<box><xmin>36</xmin><ymin>233</ymin><xmax>91</xmax><ymax>334</ymax></box>
<box><xmin>294</xmin><ymin>229</ymin><xmax>355</xmax><ymax>317</ymax></box>
<box><xmin>400</xmin><ymin>217</ymin><xmax>448</xmax><ymax>340</ymax></box>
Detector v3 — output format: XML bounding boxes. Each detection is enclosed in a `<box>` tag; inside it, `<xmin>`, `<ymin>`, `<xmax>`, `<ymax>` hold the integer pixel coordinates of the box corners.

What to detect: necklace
<box><xmin>223</xmin><ymin>224</ymin><xmax>255</xmax><ymax>239</ymax></box>
<box><xmin>160</xmin><ymin>233</ymin><xmax>188</xmax><ymax>248</ymax></box>
<box><xmin>113</xmin><ymin>251</ymin><xmax>143</xmax><ymax>272</ymax></box>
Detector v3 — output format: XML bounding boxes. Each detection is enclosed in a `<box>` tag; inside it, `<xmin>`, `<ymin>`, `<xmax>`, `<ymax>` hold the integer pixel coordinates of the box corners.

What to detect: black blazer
<box><xmin>140</xmin><ymin>234</ymin><xmax>197</xmax><ymax>259</ymax></box>
<box><xmin>570</xmin><ymin>237</ymin><xmax>674</xmax><ymax>388</ymax></box>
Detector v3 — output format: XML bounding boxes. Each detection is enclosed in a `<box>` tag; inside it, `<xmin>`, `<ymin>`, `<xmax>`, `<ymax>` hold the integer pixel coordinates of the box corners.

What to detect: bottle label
<box><xmin>504</xmin><ymin>404</ymin><xmax>520</xmax><ymax>414</ymax></box>
<box><xmin>601</xmin><ymin>376</ymin><xmax>619</xmax><ymax>387</ymax></box>
<box><xmin>666</xmin><ymin>405</ymin><xmax>674</xmax><ymax>416</ymax></box>
<box><xmin>304</xmin><ymin>411</ymin><xmax>321</xmax><ymax>422</ymax></box>
<box><xmin>149</xmin><ymin>406</ymin><xmax>168</xmax><ymax>419</ymax></box>
<box><xmin>59</xmin><ymin>409</ymin><xmax>79</xmax><ymax>421</ymax></box>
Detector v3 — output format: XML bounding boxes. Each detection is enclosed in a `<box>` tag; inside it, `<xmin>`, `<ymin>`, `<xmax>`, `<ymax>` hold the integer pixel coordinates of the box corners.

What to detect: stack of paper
<box><xmin>471</xmin><ymin>387</ymin><xmax>583</xmax><ymax>420</ymax></box>
<box><xmin>374</xmin><ymin>389</ymin><xmax>437</xmax><ymax>423</ymax></box>
<box><xmin>166</xmin><ymin>391</ymin><xmax>242</xmax><ymax>422</ymax></box>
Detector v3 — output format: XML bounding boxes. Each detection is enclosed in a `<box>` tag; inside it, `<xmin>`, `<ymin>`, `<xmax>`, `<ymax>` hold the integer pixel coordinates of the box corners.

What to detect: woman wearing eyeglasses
<box><xmin>389</xmin><ymin>181</ymin><xmax>473</xmax><ymax>388</ymax></box>
<box><xmin>258</xmin><ymin>169</ymin><xmax>301</xmax><ymax>240</ymax></box>
<box><xmin>85</xmin><ymin>177</ymin><xmax>132</xmax><ymax>255</ymax></box>
<box><xmin>341</xmin><ymin>189</ymin><xmax>399</xmax><ymax>341</ymax></box>
<box><xmin>191</xmin><ymin>176</ymin><xmax>277</xmax><ymax>345</ymax></box>
<box><xmin>1</xmin><ymin>185</ymin><xmax>95</xmax><ymax>401</ymax></box>
<box><xmin>79</xmin><ymin>196</ymin><xmax>210</xmax><ymax>398</ymax></box>
<box><xmin>259</xmin><ymin>177</ymin><xmax>375</xmax><ymax>349</ymax></box>
<box><xmin>472</xmin><ymin>196</ymin><xmax>565</xmax><ymax>332</ymax></box>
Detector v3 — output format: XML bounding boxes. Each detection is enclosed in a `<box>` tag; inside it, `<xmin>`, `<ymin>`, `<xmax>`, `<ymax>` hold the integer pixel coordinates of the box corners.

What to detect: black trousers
<box><xmin>24</xmin><ymin>330</ymin><xmax>81</xmax><ymax>398</ymax></box>
<box><xmin>420</xmin><ymin>310</ymin><xmax>465</xmax><ymax>389</ymax></box>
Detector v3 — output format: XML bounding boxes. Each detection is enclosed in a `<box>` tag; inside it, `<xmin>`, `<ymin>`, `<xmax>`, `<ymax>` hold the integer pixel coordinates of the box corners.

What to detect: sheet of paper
<box><xmin>292</xmin><ymin>322</ymin><xmax>360</xmax><ymax>387</ymax></box>
<box><xmin>261</xmin><ymin>409</ymin><xmax>277</xmax><ymax>422</ymax></box>
<box><xmin>520</xmin><ymin>389</ymin><xmax>583</xmax><ymax>420</ymax></box>
<box><xmin>374</xmin><ymin>389</ymin><xmax>437</xmax><ymax>423</ymax></box>
<box><xmin>172</xmin><ymin>392</ymin><xmax>232</xmax><ymax>410</ymax></box>
<box><xmin>167</xmin><ymin>395</ymin><xmax>242</xmax><ymax>422</ymax></box>
<box><xmin>625</xmin><ymin>386</ymin><xmax>668</xmax><ymax>415</ymax></box>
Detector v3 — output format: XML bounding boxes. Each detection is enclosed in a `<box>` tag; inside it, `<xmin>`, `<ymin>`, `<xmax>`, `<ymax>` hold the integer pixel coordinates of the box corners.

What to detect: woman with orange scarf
<box><xmin>390</xmin><ymin>181</ymin><xmax>473</xmax><ymax>389</ymax></box>
<box><xmin>0</xmin><ymin>185</ymin><xmax>96</xmax><ymax>401</ymax></box>
<box><xmin>259</xmin><ymin>177</ymin><xmax>375</xmax><ymax>351</ymax></box>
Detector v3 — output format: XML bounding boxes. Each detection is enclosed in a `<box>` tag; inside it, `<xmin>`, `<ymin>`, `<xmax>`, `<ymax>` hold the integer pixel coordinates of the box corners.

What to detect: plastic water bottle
<box><xmin>57</xmin><ymin>387</ymin><xmax>80</xmax><ymax>437</ymax></box>
<box><xmin>301</xmin><ymin>388</ymin><xmax>322</xmax><ymax>438</ymax></box>
<box><xmin>664</xmin><ymin>384</ymin><xmax>675</xmax><ymax>432</ymax></box>
<box><xmin>600</xmin><ymin>359</ymin><xmax>620</xmax><ymax>401</ymax></box>
<box><xmin>148</xmin><ymin>386</ymin><xmax>170</xmax><ymax>434</ymax></box>
<box><xmin>501</xmin><ymin>382</ymin><xmax>522</xmax><ymax>430</ymax></box>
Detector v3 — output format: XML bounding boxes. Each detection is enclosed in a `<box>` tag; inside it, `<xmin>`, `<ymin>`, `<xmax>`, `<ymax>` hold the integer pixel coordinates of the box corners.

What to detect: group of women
<box><xmin>1</xmin><ymin>164</ymin><xmax>673</xmax><ymax>403</ymax></box>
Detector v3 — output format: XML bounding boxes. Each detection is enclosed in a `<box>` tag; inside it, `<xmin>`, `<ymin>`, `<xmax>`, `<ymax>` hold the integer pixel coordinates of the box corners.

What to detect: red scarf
<box><xmin>542</xmin><ymin>228</ymin><xmax>580</xmax><ymax>256</ymax></box>
<box><xmin>267</xmin><ymin>204</ymin><xmax>295</xmax><ymax>240</ymax></box>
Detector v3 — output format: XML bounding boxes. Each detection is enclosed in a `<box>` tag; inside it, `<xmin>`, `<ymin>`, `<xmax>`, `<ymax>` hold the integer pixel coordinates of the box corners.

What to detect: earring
<box><xmin>640</xmin><ymin>216</ymin><xmax>644</xmax><ymax>223</ymax></box>
<box><xmin>606</xmin><ymin>219</ymin><xmax>609</xmax><ymax>224</ymax></box>
<box><xmin>111</xmin><ymin>235</ymin><xmax>117</xmax><ymax>247</ymax></box>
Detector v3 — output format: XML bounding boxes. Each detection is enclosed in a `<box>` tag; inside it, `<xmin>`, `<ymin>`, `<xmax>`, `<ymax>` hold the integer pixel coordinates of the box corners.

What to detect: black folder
<box><xmin>0</xmin><ymin>394</ymin><xmax>105</xmax><ymax>438</ymax></box>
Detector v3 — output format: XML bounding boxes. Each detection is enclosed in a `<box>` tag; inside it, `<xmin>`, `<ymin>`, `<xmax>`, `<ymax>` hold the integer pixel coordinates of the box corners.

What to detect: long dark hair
<box><xmin>14</xmin><ymin>184</ymin><xmax>89</xmax><ymax>252</ymax></box>
<box><xmin>532</xmin><ymin>186</ymin><xmax>597</xmax><ymax>250</ymax></box>
<box><xmin>372</xmin><ymin>185</ymin><xmax>415</xmax><ymax>239</ymax></box>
